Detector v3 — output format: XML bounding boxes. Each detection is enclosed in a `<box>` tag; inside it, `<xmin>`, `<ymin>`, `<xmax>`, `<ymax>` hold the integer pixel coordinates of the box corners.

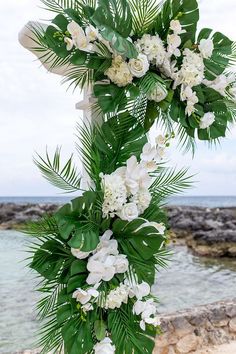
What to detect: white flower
<box><xmin>140</xmin><ymin>143</ymin><xmax>158</xmax><ymax>162</ymax></box>
<box><xmin>71</xmin><ymin>248</ymin><xmax>91</xmax><ymax>259</ymax></box>
<box><xmin>118</xmin><ymin>202</ymin><xmax>139</xmax><ymax>221</ymax></box>
<box><xmin>105</xmin><ymin>284</ymin><xmax>129</xmax><ymax>309</ymax></box>
<box><xmin>155</xmin><ymin>135</ymin><xmax>166</xmax><ymax>147</ymax></box>
<box><xmin>85</xmin><ymin>25</ymin><xmax>98</xmax><ymax>42</ymax></box>
<box><xmin>156</xmin><ymin>146</ymin><xmax>166</xmax><ymax>160</ymax></box>
<box><xmin>101</xmin><ymin>172</ymin><xmax>127</xmax><ymax>218</ymax></box>
<box><xmin>203</xmin><ymin>74</ymin><xmax>234</xmax><ymax>96</ymax></box>
<box><xmin>129</xmin><ymin>282</ymin><xmax>151</xmax><ymax>300</ymax></box>
<box><xmin>146</xmin><ymin>83</ymin><xmax>168</xmax><ymax>103</ymax></box>
<box><xmin>128</xmin><ymin>54</ymin><xmax>149</xmax><ymax>78</ymax></box>
<box><xmin>125</xmin><ymin>155</ymin><xmax>152</xmax><ymax>194</ymax></box>
<box><xmin>180</xmin><ymin>86</ymin><xmax>199</xmax><ymax>116</ymax></box>
<box><xmin>72</xmin><ymin>285</ymin><xmax>99</xmax><ymax>304</ymax></box>
<box><xmin>67</xmin><ymin>21</ymin><xmax>94</xmax><ymax>52</ymax></box>
<box><xmin>105</xmin><ymin>56</ymin><xmax>133</xmax><ymax>87</ymax></box>
<box><xmin>133</xmin><ymin>298</ymin><xmax>160</xmax><ymax>331</ymax></box>
<box><xmin>199</xmin><ymin>38</ymin><xmax>214</xmax><ymax>59</ymax></box>
<box><xmin>199</xmin><ymin>112</ymin><xmax>215</xmax><ymax>129</ymax></box>
<box><xmin>64</xmin><ymin>37</ymin><xmax>74</xmax><ymax>51</ymax></box>
<box><xmin>167</xmin><ymin>33</ymin><xmax>181</xmax><ymax>57</ymax></box>
<box><xmin>131</xmin><ymin>189</ymin><xmax>152</xmax><ymax>214</ymax></box>
<box><xmin>176</xmin><ymin>49</ymin><xmax>205</xmax><ymax>88</ymax></box>
<box><xmin>135</xmin><ymin>34</ymin><xmax>166</xmax><ymax>65</ymax></box>
<box><xmin>94</xmin><ymin>338</ymin><xmax>116</xmax><ymax>354</ymax></box>
<box><xmin>82</xmin><ymin>303</ymin><xmax>94</xmax><ymax>312</ymax></box>
<box><xmin>170</xmin><ymin>20</ymin><xmax>186</xmax><ymax>35</ymax></box>
<box><xmin>86</xmin><ymin>231</ymin><xmax>129</xmax><ymax>285</ymax></box>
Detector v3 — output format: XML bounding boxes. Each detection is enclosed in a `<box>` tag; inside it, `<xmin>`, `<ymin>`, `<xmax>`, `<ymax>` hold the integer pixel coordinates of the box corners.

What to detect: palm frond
<box><xmin>128</xmin><ymin>0</ymin><xmax>163</xmax><ymax>35</ymax></box>
<box><xmin>151</xmin><ymin>167</ymin><xmax>194</xmax><ymax>203</ymax></box>
<box><xmin>63</xmin><ymin>66</ymin><xmax>94</xmax><ymax>91</ymax></box>
<box><xmin>40</xmin><ymin>0</ymin><xmax>81</xmax><ymax>13</ymax></box>
<box><xmin>34</xmin><ymin>147</ymin><xmax>82</xmax><ymax>193</ymax></box>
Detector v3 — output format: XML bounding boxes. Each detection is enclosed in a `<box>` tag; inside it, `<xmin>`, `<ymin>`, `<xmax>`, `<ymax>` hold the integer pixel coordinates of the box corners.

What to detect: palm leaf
<box><xmin>62</xmin><ymin>66</ymin><xmax>94</xmax><ymax>90</ymax></box>
<box><xmin>128</xmin><ymin>0</ymin><xmax>163</xmax><ymax>35</ymax></box>
<box><xmin>151</xmin><ymin>167</ymin><xmax>193</xmax><ymax>203</ymax></box>
<box><xmin>34</xmin><ymin>147</ymin><xmax>82</xmax><ymax>193</ymax></box>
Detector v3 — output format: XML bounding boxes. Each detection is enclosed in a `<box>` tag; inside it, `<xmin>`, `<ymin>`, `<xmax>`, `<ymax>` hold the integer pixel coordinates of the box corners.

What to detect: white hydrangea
<box><xmin>128</xmin><ymin>54</ymin><xmax>149</xmax><ymax>78</ymax></box>
<box><xmin>175</xmin><ymin>49</ymin><xmax>205</xmax><ymax>88</ymax></box>
<box><xmin>135</xmin><ymin>34</ymin><xmax>166</xmax><ymax>65</ymax></box>
<box><xmin>199</xmin><ymin>112</ymin><xmax>215</xmax><ymax>129</ymax></box>
<box><xmin>105</xmin><ymin>56</ymin><xmax>133</xmax><ymax>87</ymax></box>
<box><xmin>131</xmin><ymin>189</ymin><xmax>152</xmax><ymax>215</ymax></box>
<box><xmin>133</xmin><ymin>298</ymin><xmax>160</xmax><ymax>331</ymax></box>
<box><xmin>101</xmin><ymin>172</ymin><xmax>127</xmax><ymax>218</ymax></box>
<box><xmin>167</xmin><ymin>33</ymin><xmax>181</xmax><ymax>57</ymax></box>
<box><xmin>86</xmin><ymin>230</ymin><xmax>129</xmax><ymax>285</ymax></box>
<box><xmin>94</xmin><ymin>337</ymin><xmax>115</xmax><ymax>354</ymax></box>
<box><xmin>198</xmin><ymin>38</ymin><xmax>214</xmax><ymax>59</ymax></box>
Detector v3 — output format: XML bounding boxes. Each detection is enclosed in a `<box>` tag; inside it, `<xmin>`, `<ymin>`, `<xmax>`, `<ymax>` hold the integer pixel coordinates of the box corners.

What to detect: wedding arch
<box><xmin>19</xmin><ymin>0</ymin><xmax>236</xmax><ymax>353</ymax></box>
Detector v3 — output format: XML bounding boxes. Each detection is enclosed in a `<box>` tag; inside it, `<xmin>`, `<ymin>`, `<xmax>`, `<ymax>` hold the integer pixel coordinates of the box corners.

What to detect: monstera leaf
<box><xmin>92</xmin><ymin>0</ymin><xmax>138</xmax><ymax>58</ymax></box>
<box><xmin>153</xmin><ymin>0</ymin><xmax>199</xmax><ymax>43</ymax></box>
<box><xmin>198</xmin><ymin>29</ymin><xmax>234</xmax><ymax>80</ymax></box>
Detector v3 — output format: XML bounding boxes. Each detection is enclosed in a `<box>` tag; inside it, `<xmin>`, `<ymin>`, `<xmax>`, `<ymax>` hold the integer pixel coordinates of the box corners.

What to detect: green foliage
<box><xmin>108</xmin><ymin>303</ymin><xmax>156</xmax><ymax>354</ymax></box>
<box><xmin>92</xmin><ymin>0</ymin><xmax>138</xmax><ymax>58</ymax></box>
<box><xmin>128</xmin><ymin>0</ymin><xmax>163</xmax><ymax>35</ymax></box>
<box><xmin>34</xmin><ymin>147</ymin><xmax>81</xmax><ymax>193</ymax></box>
<box><xmin>153</xmin><ymin>0</ymin><xmax>199</xmax><ymax>42</ymax></box>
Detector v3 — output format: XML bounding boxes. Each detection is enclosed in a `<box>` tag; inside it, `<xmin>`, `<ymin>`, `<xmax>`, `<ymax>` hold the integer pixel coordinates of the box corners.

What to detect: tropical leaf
<box><xmin>92</xmin><ymin>0</ymin><xmax>138</xmax><ymax>58</ymax></box>
<box><xmin>151</xmin><ymin>167</ymin><xmax>193</xmax><ymax>203</ymax></box>
<box><xmin>128</xmin><ymin>0</ymin><xmax>163</xmax><ymax>35</ymax></box>
<box><xmin>153</xmin><ymin>0</ymin><xmax>199</xmax><ymax>42</ymax></box>
<box><xmin>34</xmin><ymin>147</ymin><xmax>81</xmax><ymax>193</ymax></box>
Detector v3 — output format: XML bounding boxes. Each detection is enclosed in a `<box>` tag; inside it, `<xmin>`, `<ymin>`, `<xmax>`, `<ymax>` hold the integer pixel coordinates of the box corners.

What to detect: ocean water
<box><xmin>0</xmin><ymin>231</ymin><xmax>236</xmax><ymax>353</ymax></box>
<box><xmin>1</xmin><ymin>195</ymin><xmax>236</xmax><ymax>207</ymax></box>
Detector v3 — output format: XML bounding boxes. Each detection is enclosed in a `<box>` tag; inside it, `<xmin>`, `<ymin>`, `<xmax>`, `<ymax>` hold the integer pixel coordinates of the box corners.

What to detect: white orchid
<box><xmin>133</xmin><ymin>298</ymin><xmax>160</xmax><ymax>331</ymax></box>
<box><xmin>170</xmin><ymin>20</ymin><xmax>186</xmax><ymax>35</ymax></box>
<box><xmin>167</xmin><ymin>33</ymin><xmax>181</xmax><ymax>57</ymax></box>
<box><xmin>199</xmin><ymin>112</ymin><xmax>215</xmax><ymax>129</ymax></box>
<box><xmin>67</xmin><ymin>21</ymin><xmax>94</xmax><ymax>52</ymax></box>
<box><xmin>72</xmin><ymin>284</ymin><xmax>100</xmax><ymax>304</ymax></box>
<box><xmin>199</xmin><ymin>38</ymin><xmax>214</xmax><ymax>59</ymax></box>
<box><xmin>64</xmin><ymin>37</ymin><xmax>74</xmax><ymax>51</ymax></box>
<box><xmin>85</xmin><ymin>25</ymin><xmax>98</xmax><ymax>42</ymax></box>
<box><xmin>129</xmin><ymin>281</ymin><xmax>151</xmax><ymax>300</ymax></box>
<box><xmin>104</xmin><ymin>284</ymin><xmax>129</xmax><ymax>309</ymax></box>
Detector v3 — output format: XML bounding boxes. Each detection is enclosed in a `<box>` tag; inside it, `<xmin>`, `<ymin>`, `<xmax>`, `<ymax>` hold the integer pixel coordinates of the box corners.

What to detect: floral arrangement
<box><xmin>21</xmin><ymin>0</ymin><xmax>236</xmax><ymax>353</ymax></box>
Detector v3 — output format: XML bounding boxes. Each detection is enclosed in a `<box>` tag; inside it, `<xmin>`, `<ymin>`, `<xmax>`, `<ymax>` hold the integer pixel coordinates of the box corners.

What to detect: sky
<box><xmin>0</xmin><ymin>0</ymin><xmax>236</xmax><ymax>196</ymax></box>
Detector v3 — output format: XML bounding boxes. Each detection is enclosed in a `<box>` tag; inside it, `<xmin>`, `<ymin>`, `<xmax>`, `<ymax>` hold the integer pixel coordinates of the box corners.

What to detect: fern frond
<box><xmin>34</xmin><ymin>147</ymin><xmax>81</xmax><ymax>193</ymax></box>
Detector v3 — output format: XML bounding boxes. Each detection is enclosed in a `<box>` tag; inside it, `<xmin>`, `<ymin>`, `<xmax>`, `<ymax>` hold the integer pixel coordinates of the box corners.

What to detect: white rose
<box><xmin>118</xmin><ymin>202</ymin><xmax>139</xmax><ymax>221</ymax></box>
<box><xmin>71</xmin><ymin>248</ymin><xmax>90</xmax><ymax>259</ymax></box>
<box><xmin>199</xmin><ymin>112</ymin><xmax>215</xmax><ymax>129</ymax></box>
<box><xmin>199</xmin><ymin>38</ymin><xmax>214</xmax><ymax>59</ymax></box>
<box><xmin>94</xmin><ymin>337</ymin><xmax>116</xmax><ymax>354</ymax></box>
<box><xmin>128</xmin><ymin>54</ymin><xmax>149</xmax><ymax>78</ymax></box>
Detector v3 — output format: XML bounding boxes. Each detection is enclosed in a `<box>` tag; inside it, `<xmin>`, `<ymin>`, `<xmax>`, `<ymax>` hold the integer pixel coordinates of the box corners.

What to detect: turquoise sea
<box><xmin>1</xmin><ymin>195</ymin><xmax>236</xmax><ymax>207</ymax></box>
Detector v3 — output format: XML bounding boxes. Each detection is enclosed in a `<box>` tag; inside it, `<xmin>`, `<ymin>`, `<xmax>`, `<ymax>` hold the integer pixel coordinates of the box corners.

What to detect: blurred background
<box><xmin>0</xmin><ymin>1</ymin><xmax>236</xmax><ymax>353</ymax></box>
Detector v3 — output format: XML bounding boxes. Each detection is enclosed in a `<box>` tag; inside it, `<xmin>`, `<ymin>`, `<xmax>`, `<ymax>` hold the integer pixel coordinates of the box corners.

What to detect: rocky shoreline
<box><xmin>13</xmin><ymin>299</ymin><xmax>236</xmax><ymax>354</ymax></box>
<box><xmin>0</xmin><ymin>203</ymin><xmax>236</xmax><ymax>257</ymax></box>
